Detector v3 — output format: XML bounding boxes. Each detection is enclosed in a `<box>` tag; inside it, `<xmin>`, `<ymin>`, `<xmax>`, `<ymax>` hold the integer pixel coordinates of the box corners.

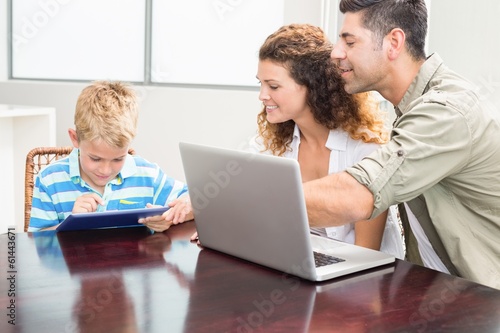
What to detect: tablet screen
<box><xmin>56</xmin><ymin>206</ymin><xmax>170</xmax><ymax>232</ymax></box>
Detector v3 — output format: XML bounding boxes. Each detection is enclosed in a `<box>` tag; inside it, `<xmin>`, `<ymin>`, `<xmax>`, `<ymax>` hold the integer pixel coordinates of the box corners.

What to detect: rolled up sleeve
<box><xmin>346</xmin><ymin>99</ymin><xmax>471</xmax><ymax>219</ymax></box>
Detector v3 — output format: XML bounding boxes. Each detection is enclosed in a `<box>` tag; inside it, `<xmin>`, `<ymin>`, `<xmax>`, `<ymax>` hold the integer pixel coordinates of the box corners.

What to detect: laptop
<box><xmin>179</xmin><ymin>142</ymin><xmax>395</xmax><ymax>282</ymax></box>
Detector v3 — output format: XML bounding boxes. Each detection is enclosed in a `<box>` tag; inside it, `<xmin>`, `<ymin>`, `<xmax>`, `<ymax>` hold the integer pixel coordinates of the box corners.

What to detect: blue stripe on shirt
<box><xmin>29</xmin><ymin>148</ymin><xmax>188</xmax><ymax>231</ymax></box>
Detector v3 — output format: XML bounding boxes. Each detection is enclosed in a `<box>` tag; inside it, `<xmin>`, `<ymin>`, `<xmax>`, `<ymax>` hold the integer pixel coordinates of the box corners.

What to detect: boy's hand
<box><xmin>72</xmin><ymin>193</ymin><xmax>104</xmax><ymax>213</ymax></box>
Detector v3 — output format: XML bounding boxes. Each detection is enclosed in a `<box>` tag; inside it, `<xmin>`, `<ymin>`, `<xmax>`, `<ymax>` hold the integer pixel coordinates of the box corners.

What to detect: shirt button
<box><xmin>397</xmin><ymin>150</ymin><xmax>404</xmax><ymax>157</ymax></box>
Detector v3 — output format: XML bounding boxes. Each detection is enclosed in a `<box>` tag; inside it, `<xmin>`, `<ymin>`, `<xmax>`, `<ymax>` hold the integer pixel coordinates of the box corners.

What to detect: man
<box><xmin>303</xmin><ymin>0</ymin><xmax>500</xmax><ymax>289</ymax></box>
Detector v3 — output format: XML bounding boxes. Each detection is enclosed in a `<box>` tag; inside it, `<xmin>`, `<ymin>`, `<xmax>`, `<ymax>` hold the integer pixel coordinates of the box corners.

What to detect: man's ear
<box><xmin>386</xmin><ymin>28</ymin><xmax>405</xmax><ymax>60</ymax></box>
<box><xmin>68</xmin><ymin>128</ymin><xmax>79</xmax><ymax>148</ymax></box>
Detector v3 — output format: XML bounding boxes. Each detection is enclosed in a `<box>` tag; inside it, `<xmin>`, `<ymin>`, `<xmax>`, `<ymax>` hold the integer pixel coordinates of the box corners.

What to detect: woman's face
<box><xmin>257</xmin><ymin>59</ymin><xmax>310</xmax><ymax>124</ymax></box>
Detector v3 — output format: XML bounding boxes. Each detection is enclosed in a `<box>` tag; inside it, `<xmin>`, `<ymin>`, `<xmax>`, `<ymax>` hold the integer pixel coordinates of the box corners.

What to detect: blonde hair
<box><xmin>74</xmin><ymin>81</ymin><xmax>138</xmax><ymax>148</ymax></box>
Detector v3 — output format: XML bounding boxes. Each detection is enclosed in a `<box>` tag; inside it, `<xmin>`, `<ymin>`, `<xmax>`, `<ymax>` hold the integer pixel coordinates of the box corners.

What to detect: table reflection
<box><xmin>182</xmin><ymin>248</ymin><xmax>316</xmax><ymax>332</ymax></box>
<box><xmin>28</xmin><ymin>226</ymin><xmax>198</xmax><ymax>333</ymax></box>
<box><xmin>11</xmin><ymin>222</ymin><xmax>500</xmax><ymax>333</ymax></box>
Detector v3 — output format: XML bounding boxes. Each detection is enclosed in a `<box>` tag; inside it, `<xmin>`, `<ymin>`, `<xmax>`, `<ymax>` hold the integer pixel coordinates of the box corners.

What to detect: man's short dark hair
<box><xmin>339</xmin><ymin>0</ymin><xmax>427</xmax><ymax>61</ymax></box>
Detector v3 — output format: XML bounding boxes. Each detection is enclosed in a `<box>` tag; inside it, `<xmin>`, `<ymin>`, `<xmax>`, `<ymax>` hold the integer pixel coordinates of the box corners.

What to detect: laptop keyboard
<box><xmin>313</xmin><ymin>251</ymin><xmax>345</xmax><ymax>267</ymax></box>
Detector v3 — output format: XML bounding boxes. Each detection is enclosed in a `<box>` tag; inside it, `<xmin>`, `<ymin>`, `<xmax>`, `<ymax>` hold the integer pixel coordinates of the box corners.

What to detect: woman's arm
<box><xmin>353</xmin><ymin>210</ymin><xmax>388</xmax><ymax>250</ymax></box>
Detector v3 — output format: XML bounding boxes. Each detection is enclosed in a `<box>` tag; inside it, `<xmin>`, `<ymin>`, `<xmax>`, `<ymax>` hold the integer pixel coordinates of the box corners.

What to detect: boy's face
<box><xmin>70</xmin><ymin>131</ymin><xmax>129</xmax><ymax>192</ymax></box>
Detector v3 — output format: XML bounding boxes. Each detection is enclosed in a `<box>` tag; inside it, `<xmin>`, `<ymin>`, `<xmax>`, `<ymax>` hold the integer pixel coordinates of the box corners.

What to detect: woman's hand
<box><xmin>139</xmin><ymin>197</ymin><xmax>193</xmax><ymax>232</ymax></box>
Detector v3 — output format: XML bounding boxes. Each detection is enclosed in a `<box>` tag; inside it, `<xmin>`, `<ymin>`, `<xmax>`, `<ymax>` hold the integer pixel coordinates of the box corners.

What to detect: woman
<box><xmin>250</xmin><ymin>23</ymin><xmax>404</xmax><ymax>258</ymax></box>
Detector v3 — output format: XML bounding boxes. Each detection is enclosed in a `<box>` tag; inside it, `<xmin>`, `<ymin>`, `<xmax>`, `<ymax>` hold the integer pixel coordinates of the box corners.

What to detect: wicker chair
<box><xmin>24</xmin><ymin>146</ymin><xmax>135</xmax><ymax>232</ymax></box>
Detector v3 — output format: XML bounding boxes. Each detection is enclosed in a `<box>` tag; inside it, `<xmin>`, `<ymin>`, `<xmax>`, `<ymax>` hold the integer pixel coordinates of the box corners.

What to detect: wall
<box><xmin>427</xmin><ymin>0</ymin><xmax>500</xmax><ymax>108</ymax></box>
<box><xmin>0</xmin><ymin>0</ymin><xmax>329</xmax><ymax>182</ymax></box>
<box><xmin>0</xmin><ymin>0</ymin><xmax>7</xmax><ymax>80</ymax></box>
<box><xmin>0</xmin><ymin>81</ymin><xmax>261</xmax><ymax>181</ymax></box>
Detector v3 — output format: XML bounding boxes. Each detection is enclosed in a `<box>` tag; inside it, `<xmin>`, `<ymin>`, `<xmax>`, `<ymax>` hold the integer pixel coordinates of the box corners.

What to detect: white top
<box><xmin>404</xmin><ymin>203</ymin><xmax>449</xmax><ymax>273</ymax></box>
<box><xmin>248</xmin><ymin>125</ymin><xmax>405</xmax><ymax>259</ymax></box>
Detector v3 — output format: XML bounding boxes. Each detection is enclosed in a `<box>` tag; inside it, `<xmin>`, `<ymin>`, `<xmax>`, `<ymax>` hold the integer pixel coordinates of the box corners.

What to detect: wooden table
<box><xmin>1</xmin><ymin>221</ymin><xmax>499</xmax><ymax>332</ymax></box>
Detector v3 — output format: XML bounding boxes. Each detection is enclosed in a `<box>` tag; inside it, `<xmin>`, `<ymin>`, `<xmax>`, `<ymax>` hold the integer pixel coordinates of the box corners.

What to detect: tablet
<box><xmin>56</xmin><ymin>206</ymin><xmax>170</xmax><ymax>232</ymax></box>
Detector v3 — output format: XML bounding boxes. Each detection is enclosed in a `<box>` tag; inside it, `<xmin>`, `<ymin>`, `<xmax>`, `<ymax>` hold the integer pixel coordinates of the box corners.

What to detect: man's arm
<box><xmin>303</xmin><ymin>171</ymin><xmax>374</xmax><ymax>227</ymax></box>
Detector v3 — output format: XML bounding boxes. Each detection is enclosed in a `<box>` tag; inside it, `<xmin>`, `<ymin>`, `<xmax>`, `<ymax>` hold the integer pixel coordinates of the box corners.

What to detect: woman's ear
<box><xmin>68</xmin><ymin>128</ymin><xmax>79</xmax><ymax>148</ymax></box>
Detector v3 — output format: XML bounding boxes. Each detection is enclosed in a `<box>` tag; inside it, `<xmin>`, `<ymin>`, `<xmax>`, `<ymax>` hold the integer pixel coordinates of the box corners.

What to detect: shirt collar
<box><xmin>396</xmin><ymin>53</ymin><xmax>443</xmax><ymax>117</ymax></box>
<box><xmin>69</xmin><ymin>148</ymin><xmax>81</xmax><ymax>180</ymax></box>
<box><xmin>292</xmin><ymin>123</ymin><xmax>349</xmax><ymax>152</ymax></box>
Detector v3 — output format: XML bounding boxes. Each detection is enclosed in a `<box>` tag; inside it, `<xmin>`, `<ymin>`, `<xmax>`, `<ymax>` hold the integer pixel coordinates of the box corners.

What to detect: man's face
<box><xmin>331</xmin><ymin>12</ymin><xmax>389</xmax><ymax>95</ymax></box>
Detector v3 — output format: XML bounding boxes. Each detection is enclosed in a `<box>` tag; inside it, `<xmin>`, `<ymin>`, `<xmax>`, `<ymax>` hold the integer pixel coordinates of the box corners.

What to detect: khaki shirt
<box><xmin>347</xmin><ymin>53</ymin><xmax>500</xmax><ymax>289</ymax></box>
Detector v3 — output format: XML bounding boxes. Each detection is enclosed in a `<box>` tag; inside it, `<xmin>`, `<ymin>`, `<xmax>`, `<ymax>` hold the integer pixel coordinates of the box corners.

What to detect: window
<box><xmin>11</xmin><ymin>0</ymin><xmax>146</xmax><ymax>82</ymax></box>
<box><xmin>151</xmin><ymin>0</ymin><xmax>283</xmax><ymax>86</ymax></box>
<box><xmin>10</xmin><ymin>0</ymin><xmax>285</xmax><ymax>87</ymax></box>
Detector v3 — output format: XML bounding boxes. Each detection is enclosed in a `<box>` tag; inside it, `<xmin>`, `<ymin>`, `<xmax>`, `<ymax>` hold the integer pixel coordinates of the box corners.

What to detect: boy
<box><xmin>29</xmin><ymin>80</ymin><xmax>193</xmax><ymax>232</ymax></box>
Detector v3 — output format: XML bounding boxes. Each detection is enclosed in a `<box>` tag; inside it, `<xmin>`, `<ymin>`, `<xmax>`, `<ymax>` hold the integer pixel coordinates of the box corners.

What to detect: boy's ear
<box><xmin>68</xmin><ymin>128</ymin><xmax>80</xmax><ymax>148</ymax></box>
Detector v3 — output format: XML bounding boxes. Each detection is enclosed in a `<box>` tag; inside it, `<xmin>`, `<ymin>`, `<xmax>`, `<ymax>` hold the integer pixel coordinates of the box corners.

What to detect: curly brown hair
<box><xmin>257</xmin><ymin>24</ymin><xmax>388</xmax><ymax>156</ymax></box>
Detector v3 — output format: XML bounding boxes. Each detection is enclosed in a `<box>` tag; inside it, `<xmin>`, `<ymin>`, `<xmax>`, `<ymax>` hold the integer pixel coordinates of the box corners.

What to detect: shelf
<box><xmin>0</xmin><ymin>105</ymin><xmax>56</xmax><ymax>233</ymax></box>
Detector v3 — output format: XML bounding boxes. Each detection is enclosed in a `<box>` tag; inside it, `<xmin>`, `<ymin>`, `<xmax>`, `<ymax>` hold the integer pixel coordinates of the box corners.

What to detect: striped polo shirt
<box><xmin>28</xmin><ymin>148</ymin><xmax>188</xmax><ymax>231</ymax></box>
